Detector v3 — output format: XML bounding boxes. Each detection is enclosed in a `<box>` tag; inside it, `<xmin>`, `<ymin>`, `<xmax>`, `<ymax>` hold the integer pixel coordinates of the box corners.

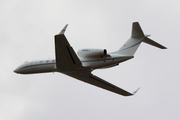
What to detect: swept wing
<box><xmin>54</xmin><ymin>24</ymin><xmax>139</xmax><ymax>96</ymax></box>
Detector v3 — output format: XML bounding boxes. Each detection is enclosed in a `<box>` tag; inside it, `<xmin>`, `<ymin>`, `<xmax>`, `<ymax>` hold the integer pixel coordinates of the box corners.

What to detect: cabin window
<box><xmin>46</xmin><ymin>60</ymin><xmax>49</xmax><ymax>63</ymax></box>
<box><xmin>52</xmin><ymin>60</ymin><xmax>56</xmax><ymax>63</ymax></box>
<box><xmin>40</xmin><ymin>61</ymin><xmax>43</xmax><ymax>63</ymax></box>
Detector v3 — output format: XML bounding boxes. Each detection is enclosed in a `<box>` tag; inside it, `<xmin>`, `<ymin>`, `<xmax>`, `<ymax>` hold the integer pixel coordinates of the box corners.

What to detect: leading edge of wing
<box><xmin>55</xmin><ymin>25</ymin><xmax>82</xmax><ymax>72</ymax></box>
<box><xmin>65</xmin><ymin>71</ymin><xmax>139</xmax><ymax>96</ymax></box>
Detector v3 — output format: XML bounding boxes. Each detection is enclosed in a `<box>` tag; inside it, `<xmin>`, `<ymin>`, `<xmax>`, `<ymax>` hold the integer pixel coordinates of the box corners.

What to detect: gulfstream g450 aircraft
<box><xmin>14</xmin><ymin>22</ymin><xmax>166</xmax><ymax>96</ymax></box>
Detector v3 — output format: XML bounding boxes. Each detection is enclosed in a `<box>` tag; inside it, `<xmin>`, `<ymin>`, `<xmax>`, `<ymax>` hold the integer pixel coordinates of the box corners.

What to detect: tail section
<box><xmin>143</xmin><ymin>37</ymin><xmax>167</xmax><ymax>49</ymax></box>
<box><xmin>114</xmin><ymin>22</ymin><xmax>166</xmax><ymax>56</ymax></box>
<box><xmin>131</xmin><ymin>22</ymin><xmax>144</xmax><ymax>38</ymax></box>
<box><xmin>115</xmin><ymin>22</ymin><xmax>145</xmax><ymax>56</ymax></box>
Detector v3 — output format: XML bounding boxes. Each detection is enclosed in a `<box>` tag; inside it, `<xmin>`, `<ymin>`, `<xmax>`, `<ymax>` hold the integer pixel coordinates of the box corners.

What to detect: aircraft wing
<box><xmin>55</xmin><ymin>25</ymin><xmax>139</xmax><ymax>96</ymax></box>
<box><xmin>65</xmin><ymin>71</ymin><xmax>139</xmax><ymax>96</ymax></box>
<box><xmin>54</xmin><ymin>24</ymin><xmax>82</xmax><ymax>72</ymax></box>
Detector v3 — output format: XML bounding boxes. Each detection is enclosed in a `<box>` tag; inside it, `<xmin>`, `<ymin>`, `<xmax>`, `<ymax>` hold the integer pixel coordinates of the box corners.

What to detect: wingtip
<box><xmin>59</xmin><ymin>24</ymin><xmax>68</xmax><ymax>35</ymax></box>
<box><xmin>162</xmin><ymin>46</ymin><xmax>167</xmax><ymax>49</ymax></box>
<box><xmin>133</xmin><ymin>87</ymin><xmax>140</xmax><ymax>95</ymax></box>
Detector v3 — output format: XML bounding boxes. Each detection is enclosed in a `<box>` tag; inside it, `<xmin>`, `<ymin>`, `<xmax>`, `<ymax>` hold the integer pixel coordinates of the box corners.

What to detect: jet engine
<box><xmin>77</xmin><ymin>49</ymin><xmax>107</xmax><ymax>58</ymax></box>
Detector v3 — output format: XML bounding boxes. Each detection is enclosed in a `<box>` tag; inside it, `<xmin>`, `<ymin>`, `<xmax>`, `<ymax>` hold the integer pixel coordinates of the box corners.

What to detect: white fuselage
<box><xmin>14</xmin><ymin>54</ymin><xmax>133</xmax><ymax>74</ymax></box>
<box><xmin>13</xmin><ymin>22</ymin><xmax>166</xmax><ymax>96</ymax></box>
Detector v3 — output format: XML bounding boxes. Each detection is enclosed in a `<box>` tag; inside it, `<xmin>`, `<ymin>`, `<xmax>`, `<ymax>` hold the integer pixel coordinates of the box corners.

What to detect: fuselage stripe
<box><xmin>19</xmin><ymin>56</ymin><xmax>133</xmax><ymax>70</ymax></box>
<box><xmin>120</xmin><ymin>40</ymin><xmax>142</xmax><ymax>51</ymax></box>
<box><xmin>20</xmin><ymin>63</ymin><xmax>56</xmax><ymax>70</ymax></box>
<box><xmin>81</xmin><ymin>56</ymin><xmax>133</xmax><ymax>62</ymax></box>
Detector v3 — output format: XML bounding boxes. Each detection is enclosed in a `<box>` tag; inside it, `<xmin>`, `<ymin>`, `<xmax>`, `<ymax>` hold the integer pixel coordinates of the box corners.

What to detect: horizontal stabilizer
<box><xmin>143</xmin><ymin>37</ymin><xmax>167</xmax><ymax>49</ymax></box>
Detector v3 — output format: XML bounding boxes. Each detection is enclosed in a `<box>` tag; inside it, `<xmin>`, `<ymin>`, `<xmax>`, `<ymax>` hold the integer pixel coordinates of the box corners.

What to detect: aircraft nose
<box><xmin>14</xmin><ymin>66</ymin><xmax>23</xmax><ymax>74</ymax></box>
<box><xmin>14</xmin><ymin>68</ymin><xmax>19</xmax><ymax>73</ymax></box>
<box><xmin>14</xmin><ymin>63</ymin><xmax>27</xmax><ymax>74</ymax></box>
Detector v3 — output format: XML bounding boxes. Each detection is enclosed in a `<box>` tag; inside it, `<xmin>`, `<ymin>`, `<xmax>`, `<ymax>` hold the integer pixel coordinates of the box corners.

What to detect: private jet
<box><xmin>14</xmin><ymin>22</ymin><xmax>166</xmax><ymax>96</ymax></box>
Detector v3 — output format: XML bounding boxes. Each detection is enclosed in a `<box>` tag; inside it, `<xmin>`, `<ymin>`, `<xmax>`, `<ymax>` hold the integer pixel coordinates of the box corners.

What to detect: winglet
<box><xmin>59</xmin><ymin>24</ymin><xmax>68</xmax><ymax>35</ymax></box>
<box><xmin>133</xmin><ymin>87</ymin><xmax>140</xmax><ymax>95</ymax></box>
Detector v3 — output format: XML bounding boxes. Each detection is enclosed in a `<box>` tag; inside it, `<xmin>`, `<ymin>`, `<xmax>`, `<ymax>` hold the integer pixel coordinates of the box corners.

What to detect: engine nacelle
<box><xmin>77</xmin><ymin>49</ymin><xmax>107</xmax><ymax>58</ymax></box>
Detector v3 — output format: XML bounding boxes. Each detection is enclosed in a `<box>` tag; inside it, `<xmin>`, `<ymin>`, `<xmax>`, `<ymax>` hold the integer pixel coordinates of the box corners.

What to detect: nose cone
<box><xmin>14</xmin><ymin>65</ymin><xmax>24</xmax><ymax>74</ymax></box>
<box><xmin>14</xmin><ymin>68</ymin><xmax>20</xmax><ymax>74</ymax></box>
<box><xmin>14</xmin><ymin>62</ymin><xmax>28</xmax><ymax>74</ymax></box>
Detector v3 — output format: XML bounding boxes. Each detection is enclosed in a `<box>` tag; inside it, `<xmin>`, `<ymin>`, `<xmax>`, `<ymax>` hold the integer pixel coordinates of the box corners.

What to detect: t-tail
<box><xmin>114</xmin><ymin>22</ymin><xmax>167</xmax><ymax>56</ymax></box>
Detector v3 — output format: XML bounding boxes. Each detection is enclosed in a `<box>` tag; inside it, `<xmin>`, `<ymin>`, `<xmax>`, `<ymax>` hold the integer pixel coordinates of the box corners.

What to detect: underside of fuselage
<box><xmin>81</xmin><ymin>56</ymin><xmax>133</xmax><ymax>70</ymax></box>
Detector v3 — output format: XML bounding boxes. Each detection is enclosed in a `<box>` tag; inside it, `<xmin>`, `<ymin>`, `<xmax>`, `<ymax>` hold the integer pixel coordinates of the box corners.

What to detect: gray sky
<box><xmin>1</xmin><ymin>0</ymin><xmax>180</xmax><ymax>120</ymax></box>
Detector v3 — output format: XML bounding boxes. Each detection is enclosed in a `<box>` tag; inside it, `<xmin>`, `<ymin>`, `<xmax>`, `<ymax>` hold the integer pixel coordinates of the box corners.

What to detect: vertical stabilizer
<box><xmin>114</xmin><ymin>22</ymin><xmax>145</xmax><ymax>56</ymax></box>
<box><xmin>113</xmin><ymin>22</ymin><xmax>167</xmax><ymax>56</ymax></box>
<box><xmin>131</xmin><ymin>22</ymin><xmax>145</xmax><ymax>38</ymax></box>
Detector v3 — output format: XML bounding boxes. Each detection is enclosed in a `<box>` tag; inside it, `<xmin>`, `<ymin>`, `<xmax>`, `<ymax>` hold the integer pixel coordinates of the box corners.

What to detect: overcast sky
<box><xmin>1</xmin><ymin>0</ymin><xmax>180</xmax><ymax>120</ymax></box>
